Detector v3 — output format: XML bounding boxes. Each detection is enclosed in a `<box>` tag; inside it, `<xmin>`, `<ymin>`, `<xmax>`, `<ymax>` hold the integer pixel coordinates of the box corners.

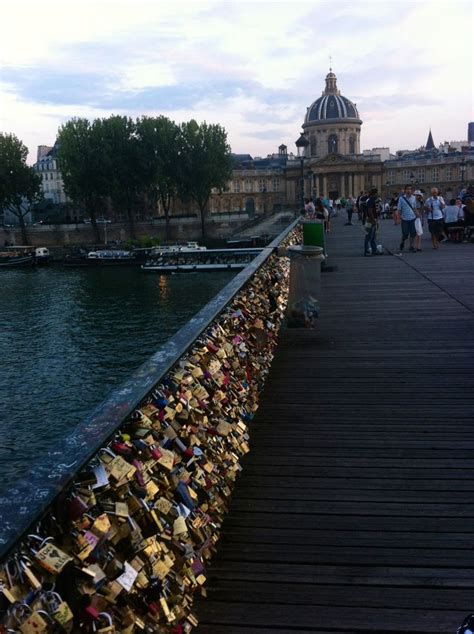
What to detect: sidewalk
<box><xmin>195</xmin><ymin>213</ymin><xmax>474</xmax><ymax>633</ymax></box>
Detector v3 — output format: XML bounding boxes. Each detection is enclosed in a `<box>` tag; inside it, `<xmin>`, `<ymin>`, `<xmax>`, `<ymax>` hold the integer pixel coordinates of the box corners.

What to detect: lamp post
<box><xmin>460</xmin><ymin>158</ymin><xmax>466</xmax><ymax>192</ymax></box>
<box><xmin>295</xmin><ymin>133</ymin><xmax>309</xmax><ymax>214</ymax></box>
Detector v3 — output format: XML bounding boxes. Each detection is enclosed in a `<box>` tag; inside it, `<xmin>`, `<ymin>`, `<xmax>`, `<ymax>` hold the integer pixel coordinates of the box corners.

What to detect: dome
<box><xmin>305</xmin><ymin>71</ymin><xmax>360</xmax><ymax>123</ymax></box>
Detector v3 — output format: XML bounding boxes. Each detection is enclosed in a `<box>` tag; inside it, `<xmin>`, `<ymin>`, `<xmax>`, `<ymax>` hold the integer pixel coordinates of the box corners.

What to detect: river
<box><xmin>0</xmin><ymin>266</ymin><xmax>234</xmax><ymax>494</ymax></box>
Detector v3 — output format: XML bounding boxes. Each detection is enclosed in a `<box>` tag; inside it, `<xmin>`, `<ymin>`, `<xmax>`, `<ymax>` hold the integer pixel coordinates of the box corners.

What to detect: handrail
<box><xmin>0</xmin><ymin>217</ymin><xmax>300</xmax><ymax>561</ymax></box>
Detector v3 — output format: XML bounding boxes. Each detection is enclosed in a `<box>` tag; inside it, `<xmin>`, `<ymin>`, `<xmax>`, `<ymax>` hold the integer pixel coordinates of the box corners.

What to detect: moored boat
<box><xmin>142</xmin><ymin>247</ymin><xmax>262</xmax><ymax>273</ymax></box>
<box><xmin>0</xmin><ymin>252</ymin><xmax>35</xmax><ymax>268</ymax></box>
<box><xmin>63</xmin><ymin>249</ymin><xmax>137</xmax><ymax>267</ymax></box>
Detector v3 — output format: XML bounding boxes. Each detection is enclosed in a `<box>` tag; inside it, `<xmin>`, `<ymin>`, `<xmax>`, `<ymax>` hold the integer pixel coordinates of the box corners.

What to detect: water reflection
<box><xmin>0</xmin><ymin>267</ymin><xmax>234</xmax><ymax>492</ymax></box>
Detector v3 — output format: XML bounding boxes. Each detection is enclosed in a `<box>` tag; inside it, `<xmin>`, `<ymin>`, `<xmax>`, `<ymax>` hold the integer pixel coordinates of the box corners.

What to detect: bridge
<box><xmin>1</xmin><ymin>214</ymin><xmax>473</xmax><ymax>633</ymax></box>
<box><xmin>195</xmin><ymin>216</ymin><xmax>474</xmax><ymax>632</ymax></box>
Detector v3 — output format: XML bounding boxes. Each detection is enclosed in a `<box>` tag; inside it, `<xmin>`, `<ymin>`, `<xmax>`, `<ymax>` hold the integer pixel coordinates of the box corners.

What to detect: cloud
<box><xmin>1</xmin><ymin>0</ymin><xmax>471</xmax><ymax>163</ymax></box>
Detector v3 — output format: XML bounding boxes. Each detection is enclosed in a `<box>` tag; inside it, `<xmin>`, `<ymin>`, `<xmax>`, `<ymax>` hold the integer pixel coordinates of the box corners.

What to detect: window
<box><xmin>386</xmin><ymin>170</ymin><xmax>395</xmax><ymax>185</ymax></box>
<box><xmin>258</xmin><ymin>178</ymin><xmax>266</xmax><ymax>192</ymax></box>
<box><xmin>310</xmin><ymin>138</ymin><xmax>317</xmax><ymax>156</ymax></box>
<box><xmin>431</xmin><ymin>167</ymin><xmax>439</xmax><ymax>182</ymax></box>
<box><xmin>349</xmin><ymin>135</ymin><xmax>355</xmax><ymax>154</ymax></box>
<box><xmin>445</xmin><ymin>167</ymin><xmax>452</xmax><ymax>181</ymax></box>
<box><xmin>327</xmin><ymin>134</ymin><xmax>338</xmax><ymax>154</ymax></box>
<box><xmin>418</xmin><ymin>168</ymin><xmax>425</xmax><ymax>183</ymax></box>
<box><xmin>233</xmin><ymin>180</ymin><xmax>240</xmax><ymax>193</ymax></box>
<box><xmin>272</xmin><ymin>177</ymin><xmax>280</xmax><ymax>192</ymax></box>
<box><xmin>245</xmin><ymin>179</ymin><xmax>252</xmax><ymax>192</ymax></box>
<box><xmin>403</xmin><ymin>169</ymin><xmax>410</xmax><ymax>182</ymax></box>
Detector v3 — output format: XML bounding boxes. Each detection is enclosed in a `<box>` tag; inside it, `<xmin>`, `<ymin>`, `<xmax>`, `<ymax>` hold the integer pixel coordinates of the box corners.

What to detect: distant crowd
<box><xmin>303</xmin><ymin>184</ymin><xmax>474</xmax><ymax>255</ymax></box>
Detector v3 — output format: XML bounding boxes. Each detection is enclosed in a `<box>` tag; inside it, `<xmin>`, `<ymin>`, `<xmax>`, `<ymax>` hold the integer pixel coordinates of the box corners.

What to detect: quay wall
<box><xmin>0</xmin><ymin>220</ymin><xmax>300</xmax><ymax>633</ymax></box>
<box><xmin>2</xmin><ymin>213</ymin><xmax>256</xmax><ymax>247</ymax></box>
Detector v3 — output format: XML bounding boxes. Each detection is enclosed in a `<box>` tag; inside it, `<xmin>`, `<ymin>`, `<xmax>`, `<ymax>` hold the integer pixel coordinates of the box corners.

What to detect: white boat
<box><xmin>150</xmin><ymin>241</ymin><xmax>207</xmax><ymax>255</ymax></box>
<box><xmin>142</xmin><ymin>247</ymin><xmax>262</xmax><ymax>273</ymax></box>
<box><xmin>35</xmin><ymin>247</ymin><xmax>50</xmax><ymax>264</ymax></box>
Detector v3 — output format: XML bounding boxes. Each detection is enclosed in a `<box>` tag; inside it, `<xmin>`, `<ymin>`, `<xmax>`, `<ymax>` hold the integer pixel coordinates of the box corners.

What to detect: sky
<box><xmin>1</xmin><ymin>0</ymin><xmax>472</xmax><ymax>164</ymax></box>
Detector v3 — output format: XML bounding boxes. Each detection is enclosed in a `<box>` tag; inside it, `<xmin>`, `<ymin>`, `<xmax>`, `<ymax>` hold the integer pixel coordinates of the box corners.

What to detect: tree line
<box><xmin>0</xmin><ymin>116</ymin><xmax>233</xmax><ymax>244</ymax></box>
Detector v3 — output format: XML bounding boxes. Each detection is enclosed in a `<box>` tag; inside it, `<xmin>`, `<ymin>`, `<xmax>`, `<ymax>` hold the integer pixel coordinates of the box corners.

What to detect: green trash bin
<box><xmin>302</xmin><ymin>220</ymin><xmax>326</xmax><ymax>253</ymax></box>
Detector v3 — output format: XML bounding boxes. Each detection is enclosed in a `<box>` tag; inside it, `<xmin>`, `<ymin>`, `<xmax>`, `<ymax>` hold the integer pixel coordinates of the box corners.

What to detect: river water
<box><xmin>0</xmin><ymin>266</ymin><xmax>234</xmax><ymax>494</ymax></box>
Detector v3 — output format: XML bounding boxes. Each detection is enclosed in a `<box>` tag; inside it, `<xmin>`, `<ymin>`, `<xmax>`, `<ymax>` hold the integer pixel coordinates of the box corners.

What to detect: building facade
<box><xmin>33</xmin><ymin>143</ymin><xmax>69</xmax><ymax>206</ymax></box>
<box><xmin>212</xmin><ymin>70</ymin><xmax>473</xmax><ymax>212</ymax></box>
<box><xmin>30</xmin><ymin>72</ymin><xmax>473</xmax><ymax>225</ymax></box>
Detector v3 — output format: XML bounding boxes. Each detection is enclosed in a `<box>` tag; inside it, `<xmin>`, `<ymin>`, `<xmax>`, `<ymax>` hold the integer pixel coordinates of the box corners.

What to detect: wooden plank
<box><xmin>195</xmin><ymin>215</ymin><xmax>474</xmax><ymax>633</ymax></box>
<box><xmin>219</xmin><ymin>527</ymin><xmax>474</xmax><ymax>549</ymax></box>
<box><xmin>205</xmin><ymin>562</ymin><xmax>474</xmax><ymax>587</ymax></box>
<box><xmin>223</xmin><ymin>512</ymin><xmax>474</xmax><ymax>533</ymax></box>
<box><xmin>203</xmin><ymin>581</ymin><xmax>474</xmax><ymax>611</ymax></box>
<box><xmin>197</xmin><ymin>601</ymin><xmax>465</xmax><ymax>632</ymax></box>
<box><xmin>214</xmin><ymin>544</ymin><xmax>474</xmax><ymax>567</ymax></box>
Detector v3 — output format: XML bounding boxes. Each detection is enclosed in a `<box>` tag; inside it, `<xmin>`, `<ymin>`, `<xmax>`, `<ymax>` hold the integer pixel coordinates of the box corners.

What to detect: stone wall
<box><xmin>2</xmin><ymin>214</ymin><xmax>253</xmax><ymax>247</ymax></box>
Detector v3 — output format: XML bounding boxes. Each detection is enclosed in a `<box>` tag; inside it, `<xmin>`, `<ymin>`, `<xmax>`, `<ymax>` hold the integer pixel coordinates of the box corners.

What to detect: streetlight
<box><xmin>460</xmin><ymin>158</ymin><xmax>466</xmax><ymax>190</ymax></box>
<box><xmin>295</xmin><ymin>133</ymin><xmax>309</xmax><ymax>214</ymax></box>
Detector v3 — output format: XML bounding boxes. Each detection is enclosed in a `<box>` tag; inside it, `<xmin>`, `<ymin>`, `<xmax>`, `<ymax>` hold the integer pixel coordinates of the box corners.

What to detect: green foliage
<box><xmin>177</xmin><ymin>121</ymin><xmax>233</xmax><ymax>238</ymax></box>
<box><xmin>52</xmin><ymin>114</ymin><xmax>232</xmax><ymax>242</ymax></box>
<box><xmin>0</xmin><ymin>133</ymin><xmax>42</xmax><ymax>244</ymax></box>
<box><xmin>98</xmin><ymin>115</ymin><xmax>145</xmax><ymax>238</ymax></box>
<box><xmin>123</xmin><ymin>236</ymin><xmax>162</xmax><ymax>249</ymax></box>
<box><xmin>57</xmin><ymin>118</ymin><xmax>108</xmax><ymax>241</ymax></box>
<box><xmin>0</xmin><ymin>133</ymin><xmax>41</xmax><ymax>211</ymax></box>
<box><xmin>136</xmin><ymin>116</ymin><xmax>180</xmax><ymax>239</ymax></box>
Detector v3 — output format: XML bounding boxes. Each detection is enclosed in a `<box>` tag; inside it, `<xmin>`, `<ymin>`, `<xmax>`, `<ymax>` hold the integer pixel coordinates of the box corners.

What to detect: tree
<box><xmin>177</xmin><ymin>121</ymin><xmax>233</xmax><ymax>240</ymax></box>
<box><xmin>0</xmin><ymin>133</ymin><xmax>42</xmax><ymax>245</ymax></box>
<box><xmin>57</xmin><ymin>118</ymin><xmax>108</xmax><ymax>244</ymax></box>
<box><xmin>99</xmin><ymin>116</ymin><xmax>145</xmax><ymax>240</ymax></box>
<box><xmin>136</xmin><ymin>116</ymin><xmax>181</xmax><ymax>241</ymax></box>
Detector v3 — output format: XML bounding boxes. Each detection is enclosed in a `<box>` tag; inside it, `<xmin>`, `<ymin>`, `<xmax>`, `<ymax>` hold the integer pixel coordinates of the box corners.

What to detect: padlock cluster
<box><xmin>0</xmin><ymin>253</ymin><xmax>291</xmax><ymax>634</ymax></box>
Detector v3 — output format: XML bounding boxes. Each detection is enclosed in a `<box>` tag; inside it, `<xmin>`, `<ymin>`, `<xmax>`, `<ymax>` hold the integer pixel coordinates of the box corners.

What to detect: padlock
<box><xmin>14</xmin><ymin>603</ymin><xmax>51</xmax><ymax>634</ymax></box>
<box><xmin>42</xmin><ymin>590</ymin><xmax>74</xmax><ymax>631</ymax></box>
<box><xmin>93</xmin><ymin>612</ymin><xmax>116</xmax><ymax>633</ymax></box>
<box><xmin>29</xmin><ymin>537</ymin><xmax>72</xmax><ymax>575</ymax></box>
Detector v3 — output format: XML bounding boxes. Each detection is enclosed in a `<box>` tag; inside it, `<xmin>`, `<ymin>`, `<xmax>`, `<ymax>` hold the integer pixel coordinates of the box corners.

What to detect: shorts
<box><xmin>428</xmin><ymin>218</ymin><xmax>444</xmax><ymax>236</ymax></box>
<box><xmin>401</xmin><ymin>219</ymin><xmax>416</xmax><ymax>239</ymax></box>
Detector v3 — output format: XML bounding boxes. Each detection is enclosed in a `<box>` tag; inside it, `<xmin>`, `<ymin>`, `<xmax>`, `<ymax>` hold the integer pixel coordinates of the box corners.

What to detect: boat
<box><xmin>0</xmin><ymin>245</ymin><xmax>50</xmax><ymax>266</ymax></box>
<box><xmin>34</xmin><ymin>247</ymin><xmax>51</xmax><ymax>265</ymax></box>
<box><xmin>141</xmin><ymin>247</ymin><xmax>262</xmax><ymax>273</ymax></box>
<box><xmin>0</xmin><ymin>252</ymin><xmax>35</xmax><ymax>268</ymax></box>
<box><xmin>150</xmin><ymin>241</ymin><xmax>207</xmax><ymax>255</ymax></box>
<box><xmin>63</xmin><ymin>249</ymin><xmax>137</xmax><ymax>267</ymax></box>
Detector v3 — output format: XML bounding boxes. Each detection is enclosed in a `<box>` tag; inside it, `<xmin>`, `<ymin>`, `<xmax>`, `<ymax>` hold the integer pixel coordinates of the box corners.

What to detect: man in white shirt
<box><xmin>396</xmin><ymin>184</ymin><xmax>417</xmax><ymax>254</ymax></box>
<box><xmin>424</xmin><ymin>187</ymin><xmax>446</xmax><ymax>249</ymax></box>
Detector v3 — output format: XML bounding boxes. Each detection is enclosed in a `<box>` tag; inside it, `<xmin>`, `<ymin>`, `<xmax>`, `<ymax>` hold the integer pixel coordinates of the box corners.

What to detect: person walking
<box><xmin>396</xmin><ymin>184</ymin><xmax>417</xmax><ymax>254</ymax></box>
<box><xmin>413</xmin><ymin>190</ymin><xmax>424</xmax><ymax>251</ymax></box>
<box><xmin>364</xmin><ymin>187</ymin><xmax>379</xmax><ymax>256</ymax></box>
<box><xmin>424</xmin><ymin>187</ymin><xmax>446</xmax><ymax>249</ymax></box>
<box><xmin>344</xmin><ymin>197</ymin><xmax>354</xmax><ymax>225</ymax></box>
<box><xmin>356</xmin><ymin>191</ymin><xmax>367</xmax><ymax>223</ymax></box>
<box><xmin>304</xmin><ymin>198</ymin><xmax>315</xmax><ymax>218</ymax></box>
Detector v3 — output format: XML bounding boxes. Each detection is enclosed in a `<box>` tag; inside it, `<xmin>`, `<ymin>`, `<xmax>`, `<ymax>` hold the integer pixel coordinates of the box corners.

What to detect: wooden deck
<box><xmin>195</xmin><ymin>214</ymin><xmax>474</xmax><ymax>633</ymax></box>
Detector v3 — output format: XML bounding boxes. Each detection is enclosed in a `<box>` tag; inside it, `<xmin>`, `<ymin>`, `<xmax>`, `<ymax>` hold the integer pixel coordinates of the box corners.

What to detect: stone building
<box><xmin>33</xmin><ymin>142</ymin><xmax>69</xmax><ymax>206</ymax></box>
<box><xmin>212</xmin><ymin>69</ymin><xmax>473</xmax><ymax>212</ymax></box>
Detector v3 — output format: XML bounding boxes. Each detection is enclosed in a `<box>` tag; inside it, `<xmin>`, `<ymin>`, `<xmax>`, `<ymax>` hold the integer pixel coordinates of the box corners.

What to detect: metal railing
<box><xmin>0</xmin><ymin>217</ymin><xmax>300</xmax><ymax>562</ymax></box>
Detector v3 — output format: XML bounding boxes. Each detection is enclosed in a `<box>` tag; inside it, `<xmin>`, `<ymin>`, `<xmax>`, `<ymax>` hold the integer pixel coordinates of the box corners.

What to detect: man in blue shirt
<box><xmin>396</xmin><ymin>184</ymin><xmax>417</xmax><ymax>254</ymax></box>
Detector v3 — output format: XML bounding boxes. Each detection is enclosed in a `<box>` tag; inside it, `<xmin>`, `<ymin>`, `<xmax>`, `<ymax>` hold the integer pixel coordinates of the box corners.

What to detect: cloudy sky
<box><xmin>1</xmin><ymin>0</ymin><xmax>472</xmax><ymax>163</ymax></box>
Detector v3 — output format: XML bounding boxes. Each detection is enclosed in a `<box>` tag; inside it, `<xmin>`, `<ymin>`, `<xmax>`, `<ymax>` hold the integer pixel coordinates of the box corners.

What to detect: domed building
<box><xmin>303</xmin><ymin>70</ymin><xmax>362</xmax><ymax>158</ymax></box>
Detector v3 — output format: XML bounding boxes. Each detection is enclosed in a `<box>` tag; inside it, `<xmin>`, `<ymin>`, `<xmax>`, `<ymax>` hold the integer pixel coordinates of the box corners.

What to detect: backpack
<box><xmin>359</xmin><ymin>196</ymin><xmax>369</xmax><ymax>220</ymax></box>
